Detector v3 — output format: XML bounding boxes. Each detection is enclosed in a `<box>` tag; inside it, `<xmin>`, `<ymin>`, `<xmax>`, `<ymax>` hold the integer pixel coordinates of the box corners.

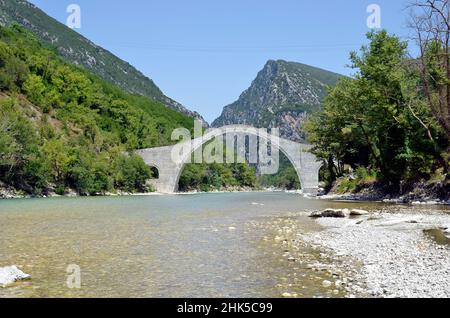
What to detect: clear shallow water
<box><xmin>0</xmin><ymin>192</ymin><xmax>447</xmax><ymax>298</ymax></box>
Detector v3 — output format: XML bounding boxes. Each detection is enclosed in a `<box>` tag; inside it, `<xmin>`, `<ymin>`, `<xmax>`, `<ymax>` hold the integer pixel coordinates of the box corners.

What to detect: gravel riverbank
<box><xmin>301</xmin><ymin>208</ymin><xmax>450</xmax><ymax>298</ymax></box>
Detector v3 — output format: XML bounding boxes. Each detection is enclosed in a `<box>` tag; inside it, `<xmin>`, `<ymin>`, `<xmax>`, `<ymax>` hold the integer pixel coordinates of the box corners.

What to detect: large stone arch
<box><xmin>136</xmin><ymin>125</ymin><xmax>322</xmax><ymax>194</ymax></box>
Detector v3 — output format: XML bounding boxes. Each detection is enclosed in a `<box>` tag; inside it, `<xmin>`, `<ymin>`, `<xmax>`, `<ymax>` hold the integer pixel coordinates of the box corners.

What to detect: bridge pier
<box><xmin>136</xmin><ymin>146</ymin><xmax>181</xmax><ymax>194</ymax></box>
<box><xmin>298</xmin><ymin>147</ymin><xmax>322</xmax><ymax>196</ymax></box>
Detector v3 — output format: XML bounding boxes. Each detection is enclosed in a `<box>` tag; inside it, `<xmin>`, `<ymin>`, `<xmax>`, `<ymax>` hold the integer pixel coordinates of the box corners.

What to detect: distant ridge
<box><xmin>212</xmin><ymin>59</ymin><xmax>342</xmax><ymax>141</ymax></box>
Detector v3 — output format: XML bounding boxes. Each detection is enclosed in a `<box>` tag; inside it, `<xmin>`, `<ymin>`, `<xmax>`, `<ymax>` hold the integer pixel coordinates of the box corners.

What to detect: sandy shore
<box><xmin>300</xmin><ymin>209</ymin><xmax>450</xmax><ymax>298</ymax></box>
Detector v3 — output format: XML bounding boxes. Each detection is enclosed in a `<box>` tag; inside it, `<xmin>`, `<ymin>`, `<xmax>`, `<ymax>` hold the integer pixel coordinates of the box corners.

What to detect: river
<box><xmin>0</xmin><ymin>192</ymin><xmax>448</xmax><ymax>298</ymax></box>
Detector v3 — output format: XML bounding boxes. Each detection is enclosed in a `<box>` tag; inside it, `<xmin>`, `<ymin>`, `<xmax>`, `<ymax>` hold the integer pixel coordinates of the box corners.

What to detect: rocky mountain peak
<box><xmin>212</xmin><ymin>59</ymin><xmax>342</xmax><ymax>142</ymax></box>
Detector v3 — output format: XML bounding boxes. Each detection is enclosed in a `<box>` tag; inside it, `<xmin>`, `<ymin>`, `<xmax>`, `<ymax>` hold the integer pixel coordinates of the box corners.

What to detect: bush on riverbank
<box><xmin>256</xmin><ymin>153</ymin><xmax>301</xmax><ymax>190</ymax></box>
<box><xmin>306</xmin><ymin>30</ymin><xmax>449</xmax><ymax>196</ymax></box>
<box><xmin>334</xmin><ymin>167</ymin><xmax>378</xmax><ymax>194</ymax></box>
<box><xmin>0</xmin><ymin>95</ymin><xmax>154</xmax><ymax>196</ymax></box>
<box><xmin>0</xmin><ymin>25</ymin><xmax>176</xmax><ymax>195</ymax></box>
<box><xmin>179</xmin><ymin>163</ymin><xmax>257</xmax><ymax>192</ymax></box>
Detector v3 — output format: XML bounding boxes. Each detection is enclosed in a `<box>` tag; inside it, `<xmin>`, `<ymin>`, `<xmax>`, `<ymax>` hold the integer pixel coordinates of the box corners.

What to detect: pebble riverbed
<box><xmin>248</xmin><ymin>208</ymin><xmax>450</xmax><ymax>298</ymax></box>
<box><xmin>1</xmin><ymin>193</ymin><xmax>449</xmax><ymax>298</ymax></box>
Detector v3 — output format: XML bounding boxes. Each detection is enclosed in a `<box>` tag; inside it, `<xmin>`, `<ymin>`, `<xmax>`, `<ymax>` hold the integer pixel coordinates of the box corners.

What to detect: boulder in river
<box><xmin>322</xmin><ymin>280</ymin><xmax>333</xmax><ymax>288</ymax></box>
<box><xmin>309</xmin><ymin>209</ymin><xmax>349</xmax><ymax>218</ymax></box>
<box><xmin>0</xmin><ymin>266</ymin><xmax>30</xmax><ymax>287</ymax></box>
<box><xmin>309</xmin><ymin>211</ymin><xmax>324</xmax><ymax>218</ymax></box>
<box><xmin>350</xmin><ymin>209</ymin><xmax>369</xmax><ymax>216</ymax></box>
<box><xmin>441</xmin><ymin>225</ymin><xmax>450</xmax><ymax>237</ymax></box>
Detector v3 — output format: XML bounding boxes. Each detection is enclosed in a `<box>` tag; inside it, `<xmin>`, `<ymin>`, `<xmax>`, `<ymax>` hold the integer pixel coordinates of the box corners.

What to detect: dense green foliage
<box><xmin>0</xmin><ymin>25</ymin><xmax>264</xmax><ymax>195</ymax></box>
<box><xmin>178</xmin><ymin>139</ymin><xmax>258</xmax><ymax>192</ymax></box>
<box><xmin>0</xmin><ymin>0</ymin><xmax>201</xmax><ymax>119</ymax></box>
<box><xmin>179</xmin><ymin>162</ymin><xmax>257</xmax><ymax>192</ymax></box>
<box><xmin>257</xmin><ymin>153</ymin><xmax>301</xmax><ymax>190</ymax></box>
<box><xmin>306</xmin><ymin>31</ymin><xmax>449</xmax><ymax>193</ymax></box>
<box><xmin>0</xmin><ymin>25</ymin><xmax>198</xmax><ymax>195</ymax></box>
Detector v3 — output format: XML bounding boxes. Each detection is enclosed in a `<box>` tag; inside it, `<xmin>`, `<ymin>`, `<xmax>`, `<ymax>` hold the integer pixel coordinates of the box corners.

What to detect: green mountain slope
<box><xmin>0</xmin><ymin>25</ymin><xmax>258</xmax><ymax>196</ymax></box>
<box><xmin>0</xmin><ymin>24</ymin><xmax>197</xmax><ymax>196</ymax></box>
<box><xmin>0</xmin><ymin>0</ymin><xmax>205</xmax><ymax>122</ymax></box>
<box><xmin>212</xmin><ymin>59</ymin><xmax>342</xmax><ymax>141</ymax></box>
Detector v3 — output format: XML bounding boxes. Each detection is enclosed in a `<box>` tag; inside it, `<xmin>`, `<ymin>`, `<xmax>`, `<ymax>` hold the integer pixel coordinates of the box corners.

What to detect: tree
<box><xmin>0</xmin><ymin>99</ymin><xmax>22</xmax><ymax>170</ymax></box>
<box><xmin>23</xmin><ymin>74</ymin><xmax>46</xmax><ymax>106</ymax></box>
<box><xmin>41</xmin><ymin>139</ymin><xmax>74</xmax><ymax>185</ymax></box>
<box><xmin>0</xmin><ymin>24</ymin><xmax>256</xmax><ymax>196</ymax></box>
<box><xmin>409</xmin><ymin>0</ymin><xmax>450</xmax><ymax>141</ymax></box>
<box><xmin>112</xmin><ymin>154</ymin><xmax>152</xmax><ymax>192</ymax></box>
<box><xmin>306</xmin><ymin>30</ymin><xmax>445</xmax><ymax>190</ymax></box>
<box><xmin>69</xmin><ymin>151</ymin><xmax>112</xmax><ymax>195</ymax></box>
<box><xmin>0</xmin><ymin>41</ymin><xmax>29</xmax><ymax>90</ymax></box>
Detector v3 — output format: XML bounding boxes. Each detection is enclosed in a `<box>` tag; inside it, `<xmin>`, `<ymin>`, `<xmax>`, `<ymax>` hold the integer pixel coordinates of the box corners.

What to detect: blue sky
<box><xmin>29</xmin><ymin>0</ymin><xmax>413</xmax><ymax>123</ymax></box>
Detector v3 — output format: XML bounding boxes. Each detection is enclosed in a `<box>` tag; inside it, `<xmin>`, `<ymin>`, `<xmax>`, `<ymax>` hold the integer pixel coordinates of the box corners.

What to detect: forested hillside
<box><xmin>306</xmin><ymin>30</ymin><xmax>449</xmax><ymax>200</ymax></box>
<box><xmin>0</xmin><ymin>0</ymin><xmax>205</xmax><ymax>121</ymax></box>
<box><xmin>0</xmin><ymin>25</ymin><xmax>260</xmax><ymax>196</ymax></box>
<box><xmin>0</xmin><ymin>25</ymin><xmax>197</xmax><ymax>196</ymax></box>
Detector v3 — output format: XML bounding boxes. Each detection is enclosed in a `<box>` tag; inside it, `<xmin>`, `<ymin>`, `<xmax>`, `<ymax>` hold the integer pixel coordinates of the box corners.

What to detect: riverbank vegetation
<box><xmin>306</xmin><ymin>3</ymin><xmax>450</xmax><ymax>200</ymax></box>
<box><xmin>0</xmin><ymin>25</ymin><xmax>266</xmax><ymax>197</ymax></box>
<box><xmin>256</xmin><ymin>153</ymin><xmax>301</xmax><ymax>190</ymax></box>
<box><xmin>179</xmin><ymin>163</ymin><xmax>257</xmax><ymax>192</ymax></box>
<box><xmin>0</xmin><ymin>24</ymin><xmax>191</xmax><ymax>196</ymax></box>
<box><xmin>178</xmin><ymin>151</ymin><xmax>302</xmax><ymax>192</ymax></box>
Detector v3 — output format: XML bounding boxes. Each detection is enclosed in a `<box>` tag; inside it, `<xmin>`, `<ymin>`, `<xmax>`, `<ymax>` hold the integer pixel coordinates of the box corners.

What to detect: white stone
<box><xmin>322</xmin><ymin>280</ymin><xmax>333</xmax><ymax>288</ymax></box>
<box><xmin>350</xmin><ymin>209</ymin><xmax>369</xmax><ymax>216</ymax></box>
<box><xmin>0</xmin><ymin>266</ymin><xmax>30</xmax><ymax>287</ymax></box>
<box><xmin>342</xmin><ymin>209</ymin><xmax>351</xmax><ymax>217</ymax></box>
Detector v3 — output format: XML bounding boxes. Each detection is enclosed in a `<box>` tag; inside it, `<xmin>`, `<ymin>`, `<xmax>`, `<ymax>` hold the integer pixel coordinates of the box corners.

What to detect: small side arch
<box><xmin>148</xmin><ymin>166</ymin><xmax>160</xmax><ymax>179</ymax></box>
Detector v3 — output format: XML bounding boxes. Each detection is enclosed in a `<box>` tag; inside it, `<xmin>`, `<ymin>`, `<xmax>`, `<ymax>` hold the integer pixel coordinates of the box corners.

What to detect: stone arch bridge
<box><xmin>136</xmin><ymin>125</ymin><xmax>322</xmax><ymax>194</ymax></box>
